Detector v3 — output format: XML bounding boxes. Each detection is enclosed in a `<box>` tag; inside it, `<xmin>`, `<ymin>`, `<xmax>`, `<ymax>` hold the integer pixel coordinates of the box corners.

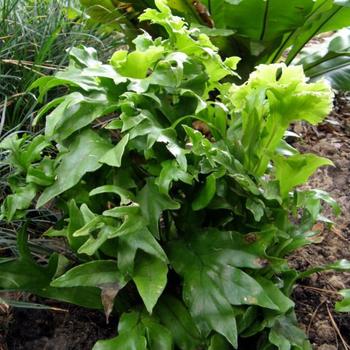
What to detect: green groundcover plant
<box><xmin>1</xmin><ymin>1</ymin><xmax>350</xmax><ymax>349</ymax></box>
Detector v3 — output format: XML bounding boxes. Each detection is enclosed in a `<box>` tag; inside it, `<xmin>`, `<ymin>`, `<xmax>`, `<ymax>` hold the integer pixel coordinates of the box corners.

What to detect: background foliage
<box><xmin>0</xmin><ymin>0</ymin><xmax>123</xmax><ymax>132</ymax></box>
<box><xmin>80</xmin><ymin>0</ymin><xmax>350</xmax><ymax>90</ymax></box>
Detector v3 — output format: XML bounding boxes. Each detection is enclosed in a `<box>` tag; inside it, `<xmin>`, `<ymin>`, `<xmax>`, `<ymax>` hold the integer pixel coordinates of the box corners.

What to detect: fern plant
<box><xmin>1</xmin><ymin>1</ymin><xmax>349</xmax><ymax>349</ymax></box>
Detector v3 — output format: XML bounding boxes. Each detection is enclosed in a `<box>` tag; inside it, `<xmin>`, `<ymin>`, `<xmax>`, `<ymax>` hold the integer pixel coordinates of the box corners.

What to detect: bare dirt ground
<box><xmin>1</xmin><ymin>296</ymin><xmax>117</xmax><ymax>350</ymax></box>
<box><xmin>291</xmin><ymin>92</ymin><xmax>350</xmax><ymax>350</ymax></box>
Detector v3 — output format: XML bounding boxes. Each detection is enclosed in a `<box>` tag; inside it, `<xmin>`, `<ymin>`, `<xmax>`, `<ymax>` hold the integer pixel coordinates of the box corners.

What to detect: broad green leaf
<box><xmin>147</xmin><ymin>52</ymin><xmax>188</xmax><ymax>88</ymax></box>
<box><xmin>261</xmin><ymin>180</ymin><xmax>282</xmax><ymax>203</ymax></box>
<box><xmin>72</xmin><ymin>214</ymin><xmax>101</xmax><ymax>237</ymax></box>
<box><xmin>68</xmin><ymin>45</ymin><xmax>102</xmax><ymax>67</ymax></box>
<box><xmin>0</xmin><ymin>232</ymin><xmax>102</xmax><ymax>309</ymax></box>
<box><xmin>64</xmin><ymin>199</ymin><xmax>87</xmax><ymax>251</ymax></box>
<box><xmin>71</xmin><ymin>216</ymin><xmax>124</xmax><ymax>256</ymax></box>
<box><xmin>204</xmin><ymin>102</ymin><xmax>229</xmax><ymax>140</ymax></box>
<box><xmin>156</xmin><ymin>159</ymin><xmax>193</xmax><ymax>194</ymax></box>
<box><xmin>93</xmin><ymin>311</ymin><xmax>173</xmax><ymax>350</ymax></box>
<box><xmin>269</xmin><ymin>314</ymin><xmax>312</xmax><ymax>350</ymax></box>
<box><xmin>140</xmin><ymin>2</ymin><xmax>233</xmax><ymax>86</ymax></box>
<box><xmin>208</xmin><ymin>0</ymin><xmax>314</xmax><ymax>42</ymax></box>
<box><xmin>276</xmin><ymin>139</ymin><xmax>299</xmax><ymax>157</ymax></box>
<box><xmin>26</xmin><ymin>157</ymin><xmax>55</xmax><ymax>186</ymax></box>
<box><xmin>117</xmin><ymin>226</ymin><xmax>168</xmax><ymax>275</ymax></box>
<box><xmin>285</xmin><ymin>0</ymin><xmax>350</xmax><ymax>64</ymax></box>
<box><xmin>81</xmin><ymin>203</ymin><xmax>98</xmax><ymax>223</ymax></box>
<box><xmin>118</xmin><ymin>311</ymin><xmax>173</xmax><ymax>350</ymax></box>
<box><xmin>165</xmin><ymin>0</ymin><xmax>201</xmax><ymax>22</ymax></box>
<box><xmin>99</xmin><ymin>134</ymin><xmax>130</xmax><ymax>167</ymax></box>
<box><xmin>37</xmin><ymin>129</ymin><xmax>112</xmax><ymax>208</ymax></box>
<box><xmin>236</xmin><ymin>307</ymin><xmax>259</xmax><ymax>334</ymax></box>
<box><xmin>0</xmin><ymin>257</ymin><xmax>51</xmax><ymax>291</ymax></box>
<box><xmin>306</xmin><ymin>55</ymin><xmax>350</xmax><ymax>91</ymax></box>
<box><xmin>103</xmin><ymin>204</ymin><xmax>141</xmax><ymax>219</ymax></box>
<box><xmin>264</xmin><ymin>0</ymin><xmax>350</xmax><ymax>65</ymax></box>
<box><xmin>0</xmin><ymin>134</ymin><xmax>49</xmax><ymax>172</ymax></box>
<box><xmin>80</xmin><ymin>0</ymin><xmax>116</xmax><ymax>13</ymax></box>
<box><xmin>100</xmin><ymin>213</ymin><xmax>145</xmax><ymax>239</ymax></box>
<box><xmin>51</xmin><ymin>260</ymin><xmax>126</xmax><ymax>288</ymax></box>
<box><xmin>192</xmin><ymin>173</ymin><xmax>216</xmax><ymax>211</ymax></box>
<box><xmin>42</xmin><ymin>286</ymin><xmax>103</xmax><ymax>310</ymax></box>
<box><xmin>0</xmin><ymin>133</ymin><xmax>23</xmax><ymax>151</ymax></box>
<box><xmin>335</xmin><ymin>289</ymin><xmax>350</xmax><ymax>312</ymax></box>
<box><xmin>103</xmin><ymin>207</ymin><xmax>168</xmax><ymax>268</ymax></box>
<box><xmin>20</xmin><ymin>135</ymin><xmax>50</xmax><ymax>167</ymax></box>
<box><xmin>77</xmin><ymin>231</ymin><xmax>110</xmax><ymax>255</ymax></box>
<box><xmin>246</xmin><ymin>197</ymin><xmax>265</xmax><ymax>222</ymax></box>
<box><xmin>1</xmin><ymin>183</ymin><xmax>37</xmax><ymax>220</ymax></box>
<box><xmin>80</xmin><ymin>1</ymin><xmax>133</xmax><ymax>35</ymax></box>
<box><xmin>89</xmin><ymin>185</ymin><xmax>134</xmax><ymax>205</ymax></box>
<box><xmin>296</xmin><ymin>189</ymin><xmax>340</xmax><ymax>221</ymax></box>
<box><xmin>50</xmin><ymin>259</ymin><xmax>127</xmax><ymax>320</ymax></box>
<box><xmin>170</xmin><ymin>254</ymin><xmax>238</xmax><ymax>347</ymax></box>
<box><xmin>229</xmin><ymin>174</ymin><xmax>260</xmax><ymax>196</ymax></box>
<box><xmin>255</xmin><ymin>277</ymin><xmax>294</xmax><ymax>313</ymax></box>
<box><xmin>29</xmin><ymin>64</ymin><xmax>102</xmax><ymax>103</ymax></box>
<box><xmin>183</xmin><ymin>125</ymin><xmax>213</xmax><ymax>156</ymax></box>
<box><xmin>137</xmin><ymin>179</ymin><xmax>180</xmax><ymax>238</ymax></box>
<box><xmin>168</xmin><ymin>229</ymin><xmax>279</xmax><ymax>347</ymax></box>
<box><xmin>118</xmin><ymin>108</ymin><xmax>147</xmax><ymax>132</ymax></box>
<box><xmin>209</xmin><ymin>334</ymin><xmax>231</xmax><ymax>350</ymax></box>
<box><xmin>274</xmin><ymin>154</ymin><xmax>333</xmax><ymax>197</ymax></box>
<box><xmin>299</xmin><ymin>28</ymin><xmax>350</xmax><ymax>91</ymax></box>
<box><xmin>82</xmin><ymin>64</ymin><xmax>128</xmax><ymax>86</ymax></box>
<box><xmin>111</xmin><ymin>45</ymin><xmax>164</xmax><ymax>79</ymax></box>
<box><xmin>45</xmin><ymin>227</ymin><xmax>68</xmax><ymax>238</ymax></box>
<box><xmin>130</xmin><ymin>118</ymin><xmax>188</xmax><ymax>169</ymax></box>
<box><xmin>133</xmin><ymin>254</ymin><xmax>168</xmax><ymax>313</ymax></box>
<box><xmin>155</xmin><ymin>295</ymin><xmax>203</xmax><ymax>350</ymax></box>
<box><xmin>194</xmin><ymin>25</ymin><xmax>235</xmax><ymax>38</ymax></box>
<box><xmin>44</xmin><ymin>92</ymin><xmax>116</xmax><ymax>142</ymax></box>
<box><xmin>93</xmin><ymin>329</ymin><xmax>147</xmax><ymax>350</ymax></box>
<box><xmin>32</xmin><ymin>96</ymin><xmax>66</xmax><ymax>126</ymax></box>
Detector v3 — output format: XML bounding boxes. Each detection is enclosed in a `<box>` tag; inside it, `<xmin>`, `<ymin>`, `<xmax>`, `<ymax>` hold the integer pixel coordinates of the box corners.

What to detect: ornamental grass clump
<box><xmin>1</xmin><ymin>1</ymin><xmax>349</xmax><ymax>349</ymax></box>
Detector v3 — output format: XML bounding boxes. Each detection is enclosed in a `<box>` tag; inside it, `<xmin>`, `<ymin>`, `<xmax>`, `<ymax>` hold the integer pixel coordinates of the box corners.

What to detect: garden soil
<box><xmin>290</xmin><ymin>92</ymin><xmax>350</xmax><ymax>350</ymax></box>
<box><xmin>1</xmin><ymin>94</ymin><xmax>350</xmax><ymax>350</ymax></box>
<box><xmin>2</xmin><ymin>300</ymin><xmax>117</xmax><ymax>350</ymax></box>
